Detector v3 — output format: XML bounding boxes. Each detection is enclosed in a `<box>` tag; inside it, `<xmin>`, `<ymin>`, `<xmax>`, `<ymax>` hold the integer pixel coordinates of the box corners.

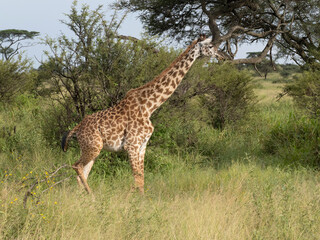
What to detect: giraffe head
<box><xmin>194</xmin><ymin>35</ymin><xmax>224</xmax><ymax>60</ymax></box>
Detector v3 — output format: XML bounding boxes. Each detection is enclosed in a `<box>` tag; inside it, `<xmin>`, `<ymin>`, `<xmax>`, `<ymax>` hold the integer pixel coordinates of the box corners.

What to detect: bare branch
<box><xmin>117</xmin><ymin>34</ymin><xmax>140</xmax><ymax>42</ymax></box>
<box><xmin>219</xmin><ymin>26</ymin><xmax>245</xmax><ymax>44</ymax></box>
<box><xmin>21</xmin><ymin>164</ymin><xmax>73</xmax><ymax>208</ymax></box>
<box><xmin>233</xmin><ymin>39</ymin><xmax>239</xmax><ymax>57</ymax></box>
<box><xmin>231</xmin><ymin>34</ymin><xmax>277</xmax><ymax>64</ymax></box>
<box><xmin>225</xmin><ymin>39</ymin><xmax>238</xmax><ymax>59</ymax></box>
<box><xmin>281</xmin><ymin>32</ymin><xmax>310</xmax><ymax>63</ymax></box>
<box><xmin>276</xmin><ymin>90</ymin><xmax>289</xmax><ymax>102</ymax></box>
<box><xmin>254</xmin><ymin>64</ymin><xmax>263</xmax><ymax>77</ymax></box>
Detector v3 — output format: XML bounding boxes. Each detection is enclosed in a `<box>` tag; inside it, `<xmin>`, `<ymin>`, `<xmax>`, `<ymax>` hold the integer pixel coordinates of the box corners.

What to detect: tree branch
<box><xmin>231</xmin><ymin>34</ymin><xmax>277</xmax><ymax>64</ymax></box>
<box><xmin>200</xmin><ymin>0</ymin><xmax>221</xmax><ymax>43</ymax></box>
<box><xmin>21</xmin><ymin>164</ymin><xmax>73</xmax><ymax>208</ymax></box>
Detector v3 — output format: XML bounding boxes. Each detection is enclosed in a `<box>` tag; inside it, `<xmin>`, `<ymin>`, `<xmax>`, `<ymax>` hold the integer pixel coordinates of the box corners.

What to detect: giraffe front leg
<box><xmin>125</xmin><ymin>121</ymin><xmax>153</xmax><ymax>194</ymax></box>
<box><xmin>126</xmin><ymin>135</ymin><xmax>152</xmax><ymax>194</ymax></box>
<box><xmin>126</xmin><ymin>144</ymin><xmax>145</xmax><ymax>194</ymax></box>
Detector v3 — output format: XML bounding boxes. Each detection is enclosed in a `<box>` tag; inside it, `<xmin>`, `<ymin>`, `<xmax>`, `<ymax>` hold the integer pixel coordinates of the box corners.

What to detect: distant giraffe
<box><xmin>62</xmin><ymin>35</ymin><xmax>222</xmax><ymax>194</ymax></box>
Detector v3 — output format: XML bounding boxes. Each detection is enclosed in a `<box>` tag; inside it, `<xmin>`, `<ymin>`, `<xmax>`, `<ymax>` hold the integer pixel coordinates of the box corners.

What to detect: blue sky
<box><xmin>0</xmin><ymin>0</ymin><xmax>267</xmax><ymax>67</ymax></box>
<box><xmin>0</xmin><ymin>0</ymin><xmax>142</xmax><ymax>66</ymax></box>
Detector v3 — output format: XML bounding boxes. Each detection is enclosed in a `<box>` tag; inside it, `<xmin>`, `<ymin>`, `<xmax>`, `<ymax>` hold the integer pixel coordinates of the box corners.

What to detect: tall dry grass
<box><xmin>1</xmin><ymin>160</ymin><xmax>320</xmax><ymax>239</ymax></box>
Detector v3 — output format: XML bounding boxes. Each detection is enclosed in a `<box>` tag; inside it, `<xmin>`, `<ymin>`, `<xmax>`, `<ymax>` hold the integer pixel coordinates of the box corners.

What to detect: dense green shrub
<box><xmin>284</xmin><ymin>70</ymin><xmax>320</xmax><ymax>118</ymax></box>
<box><xmin>0</xmin><ymin>94</ymin><xmax>44</xmax><ymax>158</ymax></box>
<box><xmin>0</xmin><ymin>57</ymin><xmax>36</xmax><ymax>102</ymax></box>
<box><xmin>165</xmin><ymin>62</ymin><xmax>256</xmax><ymax>129</ymax></box>
<box><xmin>263</xmin><ymin>113</ymin><xmax>320</xmax><ymax>168</ymax></box>
<box><xmin>40</xmin><ymin>101</ymin><xmax>78</xmax><ymax>146</ymax></box>
<box><xmin>279</xmin><ymin>64</ymin><xmax>300</xmax><ymax>79</ymax></box>
<box><xmin>150</xmin><ymin>111</ymin><xmax>249</xmax><ymax>169</ymax></box>
<box><xmin>197</xmin><ymin>63</ymin><xmax>256</xmax><ymax>128</ymax></box>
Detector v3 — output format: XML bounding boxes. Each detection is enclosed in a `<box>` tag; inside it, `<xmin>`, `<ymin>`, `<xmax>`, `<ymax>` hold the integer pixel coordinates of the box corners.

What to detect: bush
<box><xmin>284</xmin><ymin>70</ymin><xmax>320</xmax><ymax>118</ymax></box>
<box><xmin>279</xmin><ymin>64</ymin><xmax>300</xmax><ymax>80</ymax></box>
<box><xmin>263</xmin><ymin>113</ymin><xmax>320</xmax><ymax>168</ymax></box>
<box><xmin>198</xmin><ymin>63</ymin><xmax>256</xmax><ymax>128</ymax></box>
<box><xmin>165</xmin><ymin>62</ymin><xmax>256</xmax><ymax>129</ymax></box>
<box><xmin>40</xmin><ymin>101</ymin><xmax>78</xmax><ymax>146</ymax></box>
<box><xmin>0</xmin><ymin>94</ymin><xmax>44</xmax><ymax>158</ymax></box>
<box><xmin>0</xmin><ymin>57</ymin><xmax>35</xmax><ymax>102</ymax></box>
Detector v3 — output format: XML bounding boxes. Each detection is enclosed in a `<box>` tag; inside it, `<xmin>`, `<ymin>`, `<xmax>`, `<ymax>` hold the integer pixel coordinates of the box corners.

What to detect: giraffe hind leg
<box><xmin>73</xmin><ymin>162</ymin><xmax>92</xmax><ymax>194</ymax></box>
<box><xmin>74</xmin><ymin>160</ymin><xmax>94</xmax><ymax>192</ymax></box>
<box><xmin>72</xmin><ymin>147</ymin><xmax>101</xmax><ymax>194</ymax></box>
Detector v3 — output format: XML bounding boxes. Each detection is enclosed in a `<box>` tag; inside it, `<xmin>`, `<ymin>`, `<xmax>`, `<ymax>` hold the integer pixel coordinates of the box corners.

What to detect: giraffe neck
<box><xmin>129</xmin><ymin>40</ymin><xmax>199</xmax><ymax>114</ymax></box>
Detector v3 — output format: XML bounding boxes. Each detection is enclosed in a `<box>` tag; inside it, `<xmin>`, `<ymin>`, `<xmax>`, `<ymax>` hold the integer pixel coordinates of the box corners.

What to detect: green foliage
<box><xmin>197</xmin><ymin>63</ymin><xmax>256</xmax><ymax>128</ymax></box>
<box><xmin>150</xmin><ymin>110</ymin><xmax>255</xmax><ymax>169</ymax></box>
<box><xmin>0</xmin><ymin>94</ymin><xmax>43</xmax><ymax>155</ymax></box>
<box><xmin>279</xmin><ymin>64</ymin><xmax>300</xmax><ymax>80</ymax></box>
<box><xmin>0</xmin><ymin>57</ymin><xmax>36</xmax><ymax>102</ymax></box>
<box><xmin>0</xmin><ymin>29</ymin><xmax>39</xmax><ymax>40</ymax></box>
<box><xmin>161</xmin><ymin>62</ymin><xmax>256</xmax><ymax>129</ymax></box>
<box><xmin>284</xmin><ymin>70</ymin><xmax>320</xmax><ymax>118</ymax></box>
<box><xmin>263</xmin><ymin>113</ymin><xmax>320</xmax><ymax>168</ymax></box>
<box><xmin>39</xmin><ymin>102</ymin><xmax>76</xmax><ymax>146</ymax></box>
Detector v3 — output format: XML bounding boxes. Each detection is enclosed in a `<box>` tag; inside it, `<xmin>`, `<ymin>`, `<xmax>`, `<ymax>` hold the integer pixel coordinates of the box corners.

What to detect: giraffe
<box><xmin>61</xmin><ymin>35</ymin><xmax>223</xmax><ymax>194</ymax></box>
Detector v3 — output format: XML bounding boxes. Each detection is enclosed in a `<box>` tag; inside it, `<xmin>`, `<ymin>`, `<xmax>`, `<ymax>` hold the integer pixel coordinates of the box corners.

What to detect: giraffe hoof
<box><xmin>129</xmin><ymin>186</ymin><xmax>144</xmax><ymax>195</ymax></box>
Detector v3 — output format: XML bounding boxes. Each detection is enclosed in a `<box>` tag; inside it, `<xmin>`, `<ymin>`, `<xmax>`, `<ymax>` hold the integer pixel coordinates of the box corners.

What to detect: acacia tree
<box><xmin>0</xmin><ymin>29</ymin><xmax>39</xmax><ymax>61</ymax></box>
<box><xmin>117</xmin><ymin>0</ymin><xmax>320</xmax><ymax>66</ymax></box>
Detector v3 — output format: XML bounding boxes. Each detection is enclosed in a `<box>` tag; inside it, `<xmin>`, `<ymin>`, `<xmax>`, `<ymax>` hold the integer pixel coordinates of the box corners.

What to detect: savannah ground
<box><xmin>1</xmin><ymin>73</ymin><xmax>320</xmax><ymax>239</ymax></box>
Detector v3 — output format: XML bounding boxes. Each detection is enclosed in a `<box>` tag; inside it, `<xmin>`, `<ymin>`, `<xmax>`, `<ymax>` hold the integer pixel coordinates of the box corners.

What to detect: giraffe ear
<box><xmin>199</xmin><ymin>34</ymin><xmax>207</xmax><ymax>41</ymax></box>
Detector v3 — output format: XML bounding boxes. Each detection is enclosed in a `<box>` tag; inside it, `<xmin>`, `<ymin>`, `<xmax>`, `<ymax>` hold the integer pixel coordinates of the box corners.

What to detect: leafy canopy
<box><xmin>118</xmin><ymin>0</ymin><xmax>320</xmax><ymax>65</ymax></box>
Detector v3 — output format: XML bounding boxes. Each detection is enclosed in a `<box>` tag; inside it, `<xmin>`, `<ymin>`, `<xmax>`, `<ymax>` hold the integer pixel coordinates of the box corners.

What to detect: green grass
<box><xmin>1</xmin><ymin>80</ymin><xmax>320</xmax><ymax>239</ymax></box>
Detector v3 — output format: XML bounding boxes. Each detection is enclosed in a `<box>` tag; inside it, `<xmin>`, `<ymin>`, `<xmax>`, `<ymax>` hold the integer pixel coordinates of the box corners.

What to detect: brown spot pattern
<box><xmin>64</xmin><ymin>35</ymin><xmax>209</xmax><ymax>194</ymax></box>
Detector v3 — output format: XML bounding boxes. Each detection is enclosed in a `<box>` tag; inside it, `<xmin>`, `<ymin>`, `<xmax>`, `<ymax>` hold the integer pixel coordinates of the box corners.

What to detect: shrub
<box><xmin>165</xmin><ymin>62</ymin><xmax>256</xmax><ymax>129</ymax></box>
<box><xmin>263</xmin><ymin>113</ymin><xmax>320</xmax><ymax>168</ymax></box>
<box><xmin>0</xmin><ymin>57</ymin><xmax>35</xmax><ymax>102</ymax></box>
<box><xmin>0</xmin><ymin>94</ymin><xmax>44</xmax><ymax>157</ymax></box>
<box><xmin>40</xmin><ymin>101</ymin><xmax>77</xmax><ymax>146</ymax></box>
<box><xmin>197</xmin><ymin>63</ymin><xmax>256</xmax><ymax>128</ymax></box>
<box><xmin>284</xmin><ymin>70</ymin><xmax>320</xmax><ymax>118</ymax></box>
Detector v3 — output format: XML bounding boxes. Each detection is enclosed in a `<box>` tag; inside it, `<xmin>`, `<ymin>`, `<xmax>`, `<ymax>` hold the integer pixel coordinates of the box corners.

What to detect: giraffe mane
<box><xmin>152</xmin><ymin>38</ymin><xmax>200</xmax><ymax>83</ymax></box>
<box><xmin>126</xmin><ymin>37</ymin><xmax>204</xmax><ymax>94</ymax></box>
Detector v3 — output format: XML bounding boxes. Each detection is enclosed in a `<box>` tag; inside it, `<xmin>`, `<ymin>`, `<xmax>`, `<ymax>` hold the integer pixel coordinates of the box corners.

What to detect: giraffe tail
<box><xmin>61</xmin><ymin>124</ymin><xmax>80</xmax><ymax>152</ymax></box>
